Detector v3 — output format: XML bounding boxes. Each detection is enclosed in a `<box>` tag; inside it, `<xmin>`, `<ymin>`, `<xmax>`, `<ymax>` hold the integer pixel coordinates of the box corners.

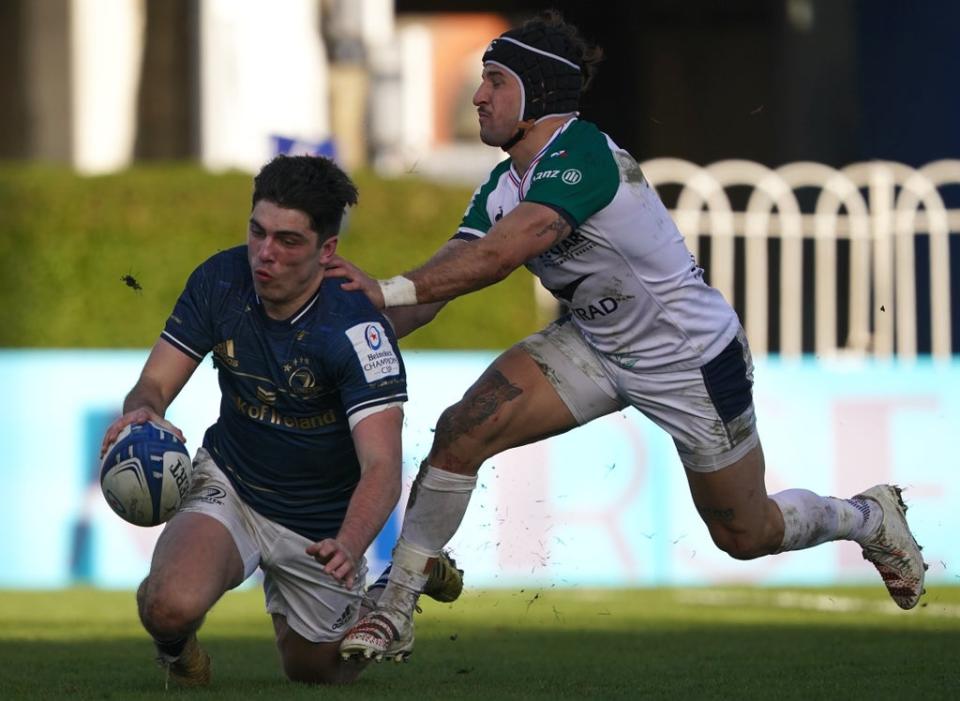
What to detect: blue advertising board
<box><xmin>0</xmin><ymin>350</ymin><xmax>956</xmax><ymax>590</ymax></box>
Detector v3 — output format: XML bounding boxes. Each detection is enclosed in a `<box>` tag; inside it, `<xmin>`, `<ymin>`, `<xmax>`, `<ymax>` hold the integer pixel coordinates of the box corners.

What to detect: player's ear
<box><xmin>318</xmin><ymin>235</ymin><xmax>338</xmax><ymax>263</ymax></box>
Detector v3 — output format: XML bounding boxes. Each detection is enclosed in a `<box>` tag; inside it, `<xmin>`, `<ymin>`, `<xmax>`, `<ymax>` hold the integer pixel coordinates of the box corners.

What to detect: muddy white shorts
<box><xmin>519</xmin><ymin>318</ymin><xmax>759</xmax><ymax>472</ymax></box>
<box><xmin>179</xmin><ymin>449</ymin><xmax>367</xmax><ymax>642</ymax></box>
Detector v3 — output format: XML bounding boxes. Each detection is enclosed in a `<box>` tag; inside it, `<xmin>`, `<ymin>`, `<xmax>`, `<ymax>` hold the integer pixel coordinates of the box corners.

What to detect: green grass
<box><xmin>1</xmin><ymin>586</ymin><xmax>958</xmax><ymax>700</ymax></box>
<box><xmin>0</xmin><ymin>163</ymin><xmax>541</xmax><ymax>349</ymax></box>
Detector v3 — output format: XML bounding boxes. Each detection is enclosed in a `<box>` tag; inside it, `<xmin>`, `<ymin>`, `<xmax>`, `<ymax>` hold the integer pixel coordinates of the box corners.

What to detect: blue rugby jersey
<box><xmin>161</xmin><ymin>246</ymin><xmax>407</xmax><ymax>541</ymax></box>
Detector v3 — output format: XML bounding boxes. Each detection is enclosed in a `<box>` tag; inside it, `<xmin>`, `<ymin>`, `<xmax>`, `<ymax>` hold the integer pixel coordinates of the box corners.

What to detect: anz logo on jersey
<box><xmin>532</xmin><ymin>168</ymin><xmax>583</xmax><ymax>185</ymax></box>
<box><xmin>532</xmin><ymin>169</ymin><xmax>562</xmax><ymax>182</ymax></box>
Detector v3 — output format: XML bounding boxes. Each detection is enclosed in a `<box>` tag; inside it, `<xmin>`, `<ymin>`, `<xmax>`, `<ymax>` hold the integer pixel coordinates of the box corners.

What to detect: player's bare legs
<box><xmin>341</xmin><ymin>345</ymin><xmax>578</xmax><ymax>660</ymax></box>
<box><xmin>138</xmin><ymin>512</ymin><xmax>244</xmax><ymax>685</ymax></box>
<box><xmin>686</xmin><ymin>441</ymin><xmax>926</xmax><ymax>608</ymax></box>
<box><xmin>428</xmin><ymin>345</ymin><xmax>579</xmax><ymax>474</ymax></box>
<box><xmin>272</xmin><ymin>615</ymin><xmax>370</xmax><ymax>683</ymax></box>
<box><xmin>685</xmin><ymin>443</ymin><xmax>784</xmax><ymax>559</ymax></box>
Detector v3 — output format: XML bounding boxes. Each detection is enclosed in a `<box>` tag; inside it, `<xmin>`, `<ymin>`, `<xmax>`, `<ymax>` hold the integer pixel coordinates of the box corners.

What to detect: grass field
<box><xmin>1</xmin><ymin>586</ymin><xmax>957</xmax><ymax>700</ymax></box>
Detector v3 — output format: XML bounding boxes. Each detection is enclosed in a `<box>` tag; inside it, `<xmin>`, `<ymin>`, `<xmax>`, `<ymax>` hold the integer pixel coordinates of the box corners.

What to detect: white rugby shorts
<box><xmin>179</xmin><ymin>449</ymin><xmax>367</xmax><ymax>642</ymax></box>
<box><xmin>519</xmin><ymin>319</ymin><xmax>759</xmax><ymax>472</ymax></box>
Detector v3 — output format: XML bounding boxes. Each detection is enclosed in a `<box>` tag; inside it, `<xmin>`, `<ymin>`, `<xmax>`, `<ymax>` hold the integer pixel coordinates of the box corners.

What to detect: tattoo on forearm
<box><xmin>535</xmin><ymin>216</ymin><xmax>570</xmax><ymax>245</ymax></box>
<box><xmin>433</xmin><ymin>370</ymin><xmax>522</xmax><ymax>452</ymax></box>
<box><xmin>697</xmin><ymin>506</ymin><xmax>736</xmax><ymax>523</ymax></box>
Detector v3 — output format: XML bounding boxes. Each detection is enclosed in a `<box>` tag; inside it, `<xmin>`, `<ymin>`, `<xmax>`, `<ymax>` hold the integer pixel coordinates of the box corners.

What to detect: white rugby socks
<box><xmin>401</xmin><ymin>465</ymin><xmax>478</xmax><ymax>549</ymax></box>
<box><xmin>771</xmin><ymin>488</ymin><xmax>882</xmax><ymax>552</ymax></box>
<box><xmin>378</xmin><ymin>465</ymin><xmax>477</xmax><ymax>613</ymax></box>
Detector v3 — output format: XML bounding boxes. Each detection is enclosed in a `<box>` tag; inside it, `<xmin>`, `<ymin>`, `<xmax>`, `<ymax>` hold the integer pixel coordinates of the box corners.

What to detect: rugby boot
<box><xmin>365</xmin><ymin>550</ymin><xmax>464</xmax><ymax>606</ymax></box>
<box><xmin>343</xmin><ymin>551</ymin><xmax>464</xmax><ymax>661</ymax></box>
<box><xmin>340</xmin><ymin>606</ymin><xmax>414</xmax><ymax>662</ymax></box>
<box><xmin>856</xmin><ymin>485</ymin><xmax>927</xmax><ymax>610</ymax></box>
<box><xmin>423</xmin><ymin>550</ymin><xmax>464</xmax><ymax>603</ymax></box>
<box><xmin>156</xmin><ymin>634</ymin><xmax>212</xmax><ymax>688</ymax></box>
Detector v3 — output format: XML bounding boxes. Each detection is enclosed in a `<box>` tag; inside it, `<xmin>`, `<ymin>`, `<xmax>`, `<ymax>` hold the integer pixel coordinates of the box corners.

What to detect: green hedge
<box><xmin>0</xmin><ymin>164</ymin><xmax>543</xmax><ymax>350</ymax></box>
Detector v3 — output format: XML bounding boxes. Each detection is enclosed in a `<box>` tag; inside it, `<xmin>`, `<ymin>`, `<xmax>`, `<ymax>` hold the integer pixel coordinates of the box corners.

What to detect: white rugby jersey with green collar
<box><xmin>455</xmin><ymin>117</ymin><xmax>740</xmax><ymax>372</ymax></box>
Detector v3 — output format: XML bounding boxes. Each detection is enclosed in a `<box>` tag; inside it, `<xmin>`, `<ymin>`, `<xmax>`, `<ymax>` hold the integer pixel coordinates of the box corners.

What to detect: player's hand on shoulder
<box><xmin>306</xmin><ymin>538</ymin><xmax>359</xmax><ymax>588</ymax></box>
<box><xmin>325</xmin><ymin>255</ymin><xmax>385</xmax><ymax>307</ymax></box>
<box><xmin>99</xmin><ymin>408</ymin><xmax>186</xmax><ymax>457</ymax></box>
<box><xmin>325</xmin><ymin>254</ymin><xmax>371</xmax><ymax>288</ymax></box>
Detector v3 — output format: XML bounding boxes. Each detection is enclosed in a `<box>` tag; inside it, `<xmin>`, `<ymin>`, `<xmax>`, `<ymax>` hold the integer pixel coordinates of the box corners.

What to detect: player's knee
<box><xmin>709</xmin><ymin>527</ymin><xmax>774</xmax><ymax>561</ymax></box>
<box><xmin>137</xmin><ymin>577</ymin><xmax>205</xmax><ymax>637</ymax></box>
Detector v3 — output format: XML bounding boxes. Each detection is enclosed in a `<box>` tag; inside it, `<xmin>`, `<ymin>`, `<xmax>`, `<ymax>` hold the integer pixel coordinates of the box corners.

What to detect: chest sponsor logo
<box><xmin>561</xmin><ymin>169</ymin><xmax>582</xmax><ymax>185</ymax></box>
<box><xmin>345</xmin><ymin>322</ymin><xmax>400</xmax><ymax>382</ymax></box>
<box><xmin>233</xmin><ymin>394</ymin><xmax>338</xmax><ymax>430</ymax></box>
<box><xmin>573</xmin><ymin>297</ymin><xmax>621</xmax><ymax>321</ymax></box>
<box><xmin>539</xmin><ymin>232</ymin><xmax>595</xmax><ymax>266</ymax></box>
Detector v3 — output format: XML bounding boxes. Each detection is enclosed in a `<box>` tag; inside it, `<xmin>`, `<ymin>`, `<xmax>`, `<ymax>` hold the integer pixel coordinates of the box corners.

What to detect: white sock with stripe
<box><xmin>771</xmin><ymin>489</ymin><xmax>881</xmax><ymax>551</ymax></box>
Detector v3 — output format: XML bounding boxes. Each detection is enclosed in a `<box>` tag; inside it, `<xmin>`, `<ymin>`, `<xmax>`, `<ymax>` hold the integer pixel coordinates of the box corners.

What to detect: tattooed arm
<box><xmin>397</xmin><ymin>202</ymin><xmax>572</xmax><ymax>306</ymax></box>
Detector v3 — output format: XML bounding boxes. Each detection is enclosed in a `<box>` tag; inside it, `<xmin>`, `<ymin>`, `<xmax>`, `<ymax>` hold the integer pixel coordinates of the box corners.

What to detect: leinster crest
<box><xmin>283</xmin><ymin>356</ymin><xmax>322</xmax><ymax>399</ymax></box>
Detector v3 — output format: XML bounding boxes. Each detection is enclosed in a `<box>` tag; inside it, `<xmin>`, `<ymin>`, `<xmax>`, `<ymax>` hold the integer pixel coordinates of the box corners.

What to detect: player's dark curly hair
<box><xmin>252</xmin><ymin>155</ymin><xmax>358</xmax><ymax>242</ymax></box>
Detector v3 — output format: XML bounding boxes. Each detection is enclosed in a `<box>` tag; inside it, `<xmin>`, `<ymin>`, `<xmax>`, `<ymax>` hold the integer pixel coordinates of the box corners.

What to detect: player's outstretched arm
<box><xmin>378</xmin><ymin>239</ymin><xmax>471</xmax><ymax>334</ymax></box>
<box><xmin>327</xmin><ymin>249</ymin><xmax>453</xmax><ymax>337</ymax></box>
<box><xmin>383</xmin><ymin>301</ymin><xmax>447</xmax><ymax>339</ymax></box>
<box><xmin>307</xmin><ymin>406</ymin><xmax>403</xmax><ymax>588</ymax></box>
<box><xmin>100</xmin><ymin>338</ymin><xmax>199</xmax><ymax>455</ymax></box>
<box><xmin>381</xmin><ymin>202</ymin><xmax>572</xmax><ymax>308</ymax></box>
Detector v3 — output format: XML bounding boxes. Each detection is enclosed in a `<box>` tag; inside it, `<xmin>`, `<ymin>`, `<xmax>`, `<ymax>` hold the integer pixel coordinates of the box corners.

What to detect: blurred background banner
<box><xmin>3</xmin><ymin>1</ymin><xmax>959</xmax><ymax>177</ymax></box>
<box><xmin>0</xmin><ymin>350</ymin><xmax>956</xmax><ymax>589</ymax></box>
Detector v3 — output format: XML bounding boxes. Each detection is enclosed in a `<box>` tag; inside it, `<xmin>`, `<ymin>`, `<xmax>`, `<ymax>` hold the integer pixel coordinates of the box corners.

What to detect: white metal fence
<box><xmin>638</xmin><ymin>159</ymin><xmax>959</xmax><ymax>359</ymax></box>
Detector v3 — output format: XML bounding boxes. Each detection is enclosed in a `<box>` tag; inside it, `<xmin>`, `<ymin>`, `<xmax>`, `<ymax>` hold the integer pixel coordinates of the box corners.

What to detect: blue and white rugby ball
<box><xmin>100</xmin><ymin>421</ymin><xmax>193</xmax><ymax>527</ymax></box>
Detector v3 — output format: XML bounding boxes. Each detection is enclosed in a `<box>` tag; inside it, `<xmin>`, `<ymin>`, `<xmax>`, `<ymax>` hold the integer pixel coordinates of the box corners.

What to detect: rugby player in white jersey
<box><xmin>330</xmin><ymin>11</ymin><xmax>927</xmax><ymax>662</ymax></box>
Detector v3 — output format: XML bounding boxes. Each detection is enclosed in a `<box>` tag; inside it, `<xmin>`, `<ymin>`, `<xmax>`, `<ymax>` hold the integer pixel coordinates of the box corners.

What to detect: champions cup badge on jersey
<box><xmin>346</xmin><ymin>322</ymin><xmax>400</xmax><ymax>382</ymax></box>
<box><xmin>365</xmin><ymin>324</ymin><xmax>382</xmax><ymax>350</ymax></box>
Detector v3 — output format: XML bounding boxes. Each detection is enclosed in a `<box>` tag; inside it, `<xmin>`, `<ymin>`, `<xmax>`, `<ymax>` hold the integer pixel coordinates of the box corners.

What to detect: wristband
<box><xmin>378</xmin><ymin>275</ymin><xmax>418</xmax><ymax>307</ymax></box>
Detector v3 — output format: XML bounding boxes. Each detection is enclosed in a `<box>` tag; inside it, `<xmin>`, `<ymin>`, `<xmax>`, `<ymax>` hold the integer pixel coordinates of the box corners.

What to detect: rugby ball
<box><xmin>100</xmin><ymin>421</ymin><xmax>193</xmax><ymax>527</ymax></box>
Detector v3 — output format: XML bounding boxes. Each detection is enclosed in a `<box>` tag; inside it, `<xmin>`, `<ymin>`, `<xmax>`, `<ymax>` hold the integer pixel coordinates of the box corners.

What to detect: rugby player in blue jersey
<box><xmin>99</xmin><ymin>155</ymin><xmax>461</xmax><ymax>687</ymax></box>
<box><xmin>331</xmin><ymin>12</ymin><xmax>927</xmax><ymax>662</ymax></box>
